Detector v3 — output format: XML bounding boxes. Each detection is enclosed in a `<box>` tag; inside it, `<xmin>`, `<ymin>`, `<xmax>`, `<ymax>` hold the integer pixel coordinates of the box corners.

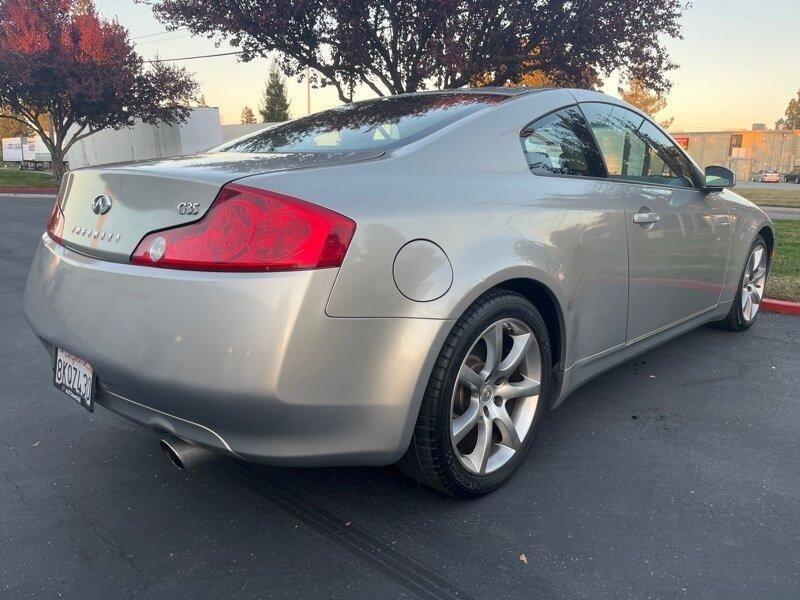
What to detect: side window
<box><xmin>520</xmin><ymin>106</ymin><xmax>607</xmax><ymax>178</ymax></box>
<box><xmin>581</xmin><ymin>103</ymin><xmax>696</xmax><ymax>188</ymax></box>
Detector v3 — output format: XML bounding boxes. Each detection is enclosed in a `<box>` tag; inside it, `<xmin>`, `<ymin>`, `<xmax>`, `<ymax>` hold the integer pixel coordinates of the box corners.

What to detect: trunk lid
<box><xmin>56</xmin><ymin>151</ymin><xmax>382</xmax><ymax>262</ymax></box>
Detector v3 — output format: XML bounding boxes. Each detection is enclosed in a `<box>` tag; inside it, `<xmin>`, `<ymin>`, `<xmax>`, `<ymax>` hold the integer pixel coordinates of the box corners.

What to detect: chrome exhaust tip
<box><xmin>159</xmin><ymin>435</ymin><xmax>218</xmax><ymax>471</ymax></box>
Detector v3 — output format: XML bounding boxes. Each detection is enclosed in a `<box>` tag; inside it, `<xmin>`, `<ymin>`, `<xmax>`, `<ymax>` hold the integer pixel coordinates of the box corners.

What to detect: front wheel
<box><xmin>398</xmin><ymin>290</ymin><xmax>552</xmax><ymax>498</ymax></box>
<box><xmin>713</xmin><ymin>235</ymin><xmax>769</xmax><ymax>331</ymax></box>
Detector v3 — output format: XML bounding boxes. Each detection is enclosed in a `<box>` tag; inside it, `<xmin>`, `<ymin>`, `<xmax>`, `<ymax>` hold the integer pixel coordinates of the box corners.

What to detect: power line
<box><xmin>135</xmin><ymin>33</ymin><xmax>191</xmax><ymax>45</ymax></box>
<box><xmin>132</xmin><ymin>27</ymin><xmax>188</xmax><ymax>40</ymax></box>
<box><xmin>144</xmin><ymin>50</ymin><xmax>245</xmax><ymax>63</ymax></box>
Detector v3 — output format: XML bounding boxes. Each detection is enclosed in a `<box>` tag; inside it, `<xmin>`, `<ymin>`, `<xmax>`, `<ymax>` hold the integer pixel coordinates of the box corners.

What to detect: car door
<box><xmin>580</xmin><ymin>102</ymin><xmax>731</xmax><ymax>341</ymax></box>
<box><xmin>520</xmin><ymin>105</ymin><xmax>629</xmax><ymax>363</ymax></box>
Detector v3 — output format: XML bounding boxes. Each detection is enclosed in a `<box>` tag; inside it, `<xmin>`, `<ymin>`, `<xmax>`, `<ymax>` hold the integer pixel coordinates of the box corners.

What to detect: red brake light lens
<box><xmin>46</xmin><ymin>198</ymin><xmax>64</xmax><ymax>244</ymax></box>
<box><xmin>130</xmin><ymin>184</ymin><xmax>356</xmax><ymax>272</ymax></box>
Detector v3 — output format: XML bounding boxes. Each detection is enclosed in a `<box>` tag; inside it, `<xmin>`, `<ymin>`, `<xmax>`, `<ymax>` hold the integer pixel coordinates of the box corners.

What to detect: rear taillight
<box><xmin>130</xmin><ymin>183</ymin><xmax>356</xmax><ymax>272</ymax></box>
<box><xmin>46</xmin><ymin>198</ymin><xmax>64</xmax><ymax>244</ymax></box>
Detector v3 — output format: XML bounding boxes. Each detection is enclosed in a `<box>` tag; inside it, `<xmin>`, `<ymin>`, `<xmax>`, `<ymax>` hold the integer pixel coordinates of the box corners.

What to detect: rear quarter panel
<box><xmin>238</xmin><ymin>90</ymin><xmax>629</xmax><ymax>369</ymax></box>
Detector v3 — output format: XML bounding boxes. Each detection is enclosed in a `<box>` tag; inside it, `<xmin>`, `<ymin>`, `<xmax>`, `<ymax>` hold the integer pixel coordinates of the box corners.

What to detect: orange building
<box><xmin>669</xmin><ymin>129</ymin><xmax>800</xmax><ymax>181</ymax></box>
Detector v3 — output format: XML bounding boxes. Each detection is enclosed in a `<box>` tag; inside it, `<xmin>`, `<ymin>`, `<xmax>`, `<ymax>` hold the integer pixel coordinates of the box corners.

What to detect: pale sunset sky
<box><xmin>97</xmin><ymin>0</ymin><xmax>800</xmax><ymax>131</ymax></box>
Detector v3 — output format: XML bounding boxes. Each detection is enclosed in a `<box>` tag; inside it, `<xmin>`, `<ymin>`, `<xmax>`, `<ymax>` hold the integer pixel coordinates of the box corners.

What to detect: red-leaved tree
<box><xmin>145</xmin><ymin>0</ymin><xmax>684</xmax><ymax>103</ymax></box>
<box><xmin>0</xmin><ymin>0</ymin><xmax>198</xmax><ymax>181</ymax></box>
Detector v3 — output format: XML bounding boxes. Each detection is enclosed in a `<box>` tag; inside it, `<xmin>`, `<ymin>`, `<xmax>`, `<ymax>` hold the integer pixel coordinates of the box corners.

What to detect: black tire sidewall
<box><xmin>432</xmin><ymin>294</ymin><xmax>552</xmax><ymax>496</ymax></box>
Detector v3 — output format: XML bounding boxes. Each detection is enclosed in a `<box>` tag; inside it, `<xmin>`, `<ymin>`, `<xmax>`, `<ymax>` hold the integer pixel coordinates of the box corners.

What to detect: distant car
<box><xmin>784</xmin><ymin>169</ymin><xmax>800</xmax><ymax>184</ymax></box>
<box><xmin>23</xmin><ymin>88</ymin><xmax>774</xmax><ymax>497</ymax></box>
<box><xmin>20</xmin><ymin>162</ymin><xmax>47</xmax><ymax>171</ymax></box>
<box><xmin>752</xmin><ymin>170</ymin><xmax>781</xmax><ymax>183</ymax></box>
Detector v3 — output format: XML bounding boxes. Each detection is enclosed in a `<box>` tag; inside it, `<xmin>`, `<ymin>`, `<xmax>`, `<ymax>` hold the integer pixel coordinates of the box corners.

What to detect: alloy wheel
<box><xmin>450</xmin><ymin>318</ymin><xmax>542</xmax><ymax>475</ymax></box>
<box><xmin>741</xmin><ymin>244</ymin><xmax>767</xmax><ymax>323</ymax></box>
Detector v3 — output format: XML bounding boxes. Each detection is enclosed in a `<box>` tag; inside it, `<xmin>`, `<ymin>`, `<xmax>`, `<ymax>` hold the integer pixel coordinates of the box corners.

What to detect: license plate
<box><xmin>54</xmin><ymin>348</ymin><xmax>95</xmax><ymax>412</ymax></box>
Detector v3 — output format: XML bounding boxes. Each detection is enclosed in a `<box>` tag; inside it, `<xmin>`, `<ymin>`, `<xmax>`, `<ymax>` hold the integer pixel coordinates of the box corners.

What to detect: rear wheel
<box><xmin>714</xmin><ymin>235</ymin><xmax>769</xmax><ymax>331</ymax></box>
<box><xmin>398</xmin><ymin>290</ymin><xmax>552</xmax><ymax>497</ymax></box>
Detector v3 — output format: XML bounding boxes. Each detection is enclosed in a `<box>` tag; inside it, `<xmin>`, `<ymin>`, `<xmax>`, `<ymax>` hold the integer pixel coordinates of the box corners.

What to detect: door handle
<box><xmin>633</xmin><ymin>211</ymin><xmax>660</xmax><ymax>225</ymax></box>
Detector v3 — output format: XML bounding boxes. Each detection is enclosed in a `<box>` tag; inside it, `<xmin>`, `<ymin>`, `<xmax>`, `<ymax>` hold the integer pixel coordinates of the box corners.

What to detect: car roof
<box><xmin>391</xmin><ymin>87</ymin><xmax>556</xmax><ymax>100</ymax></box>
<box><xmin>438</xmin><ymin>86</ymin><xmax>554</xmax><ymax>96</ymax></box>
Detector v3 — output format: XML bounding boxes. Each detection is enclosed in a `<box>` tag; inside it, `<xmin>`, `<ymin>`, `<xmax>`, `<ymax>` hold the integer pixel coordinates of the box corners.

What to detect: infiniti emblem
<box><xmin>91</xmin><ymin>194</ymin><xmax>112</xmax><ymax>215</ymax></box>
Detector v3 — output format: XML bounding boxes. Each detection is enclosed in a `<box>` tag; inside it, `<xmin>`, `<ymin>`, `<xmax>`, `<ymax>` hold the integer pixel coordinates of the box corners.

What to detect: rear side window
<box><xmin>216</xmin><ymin>93</ymin><xmax>506</xmax><ymax>154</ymax></box>
<box><xmin>581</xmin><ymin>103</ymin><xmax>696</xmax><ymax>188</ymax></box>
<box><xmin>520</xmin><ymin>107</ymin><xmax>606</xmax><ymax>178</ymax></box>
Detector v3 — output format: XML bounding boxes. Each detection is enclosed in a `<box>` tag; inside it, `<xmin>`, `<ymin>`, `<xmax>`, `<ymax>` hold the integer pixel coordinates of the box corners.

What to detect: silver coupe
<box><xmin>24</xmin><ymin>88</ymin><xmax>774</xmax><ymax>497</ymax></box>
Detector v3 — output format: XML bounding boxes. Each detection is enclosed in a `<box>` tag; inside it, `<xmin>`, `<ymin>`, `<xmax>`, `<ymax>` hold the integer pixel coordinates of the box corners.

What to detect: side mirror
<box><xmin>704</xmin><ymin>165</ymin><xmax>735</xmax><ymax>190</ymax></box>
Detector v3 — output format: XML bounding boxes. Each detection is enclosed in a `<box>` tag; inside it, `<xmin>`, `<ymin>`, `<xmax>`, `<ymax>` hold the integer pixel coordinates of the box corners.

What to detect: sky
<box><xmin>97</xmin><ymin>0</ymin><xmax>800</xmax><ymax>131</ymax></box>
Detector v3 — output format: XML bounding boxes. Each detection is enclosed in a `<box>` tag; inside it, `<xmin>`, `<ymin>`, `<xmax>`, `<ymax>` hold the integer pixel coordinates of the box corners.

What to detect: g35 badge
<box><xmin>177</xmin><ymin>202</ymin><xmax>200</xmax><ymax>216</ymax></box>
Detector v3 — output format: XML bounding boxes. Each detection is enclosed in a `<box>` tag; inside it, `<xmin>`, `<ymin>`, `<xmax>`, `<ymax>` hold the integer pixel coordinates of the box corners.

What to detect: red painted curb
<box><xmin>762</xmin><ymin>298</ymin><xmax>800</xmax><ymax>316</ymax></box>
<box><xmin>0</xmin><ymin>186</ymin><xmax>59</xmax><ymax>194</ymax></box>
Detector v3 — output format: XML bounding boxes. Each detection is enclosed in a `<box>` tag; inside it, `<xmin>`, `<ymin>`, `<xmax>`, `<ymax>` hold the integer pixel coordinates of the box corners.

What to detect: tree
<box><xmin>0</xmin><ymin>110</ymin><xmax>30</xmax><ymax>139</ymax></box>
<box><xmin>618</xmin><ymin>77</ymin><xmax>674</xmax><ymax>129</ymax></box>
<box><xmin>776</xmin><ymin>89</ymin><xmax>800</xmax><ymax>130</ymax></box>
<box><xmin>0</xmin><ymin>0</ymin><xmax>197</xmax><ymax>181</ymax></box>
<box><xmin>71</xmin><ymin>0</ymin><xmax>94</xmax><ymax>14</ymax></box>
<box><xmin>147</xmin><ymin>0</ymin><xmax>685</xmax><ymax>103</ymax></box>
<box><xmin>476</xmin><ymin>64</ymin><xmax>602</xmax><ymax>90</ymax></box>
<box><xmin>259</xmin><ymin>63</ymin><xmax>290</xmax><ymax>122</ymax></box>
<box><xmin>197</xmin><ymin>94</ymin><xmax>207</xmax><ymax>107</ymax></box>
<box><xmin>240</xmin><ymin>105</ymin><xmax>256</xmax><ymax>124</ymax></box>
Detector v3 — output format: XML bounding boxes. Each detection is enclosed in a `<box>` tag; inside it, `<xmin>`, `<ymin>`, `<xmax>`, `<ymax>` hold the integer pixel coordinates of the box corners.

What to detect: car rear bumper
<box><xmin>23</xmin><ymin>236</ymin><xmax>452</xmax><ymax>466</ymax></box>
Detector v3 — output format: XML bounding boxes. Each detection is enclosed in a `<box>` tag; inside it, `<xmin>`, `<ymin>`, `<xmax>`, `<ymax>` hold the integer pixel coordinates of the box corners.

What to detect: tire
<box><xmin>713</xmin><ymin>235</ymin><xmax>769</xmax><ymax>331</ymax></box>
<box><xmin>398</xmin><ymin>289</ymin><xmax>552</xmax><ymax>498</ymax></box>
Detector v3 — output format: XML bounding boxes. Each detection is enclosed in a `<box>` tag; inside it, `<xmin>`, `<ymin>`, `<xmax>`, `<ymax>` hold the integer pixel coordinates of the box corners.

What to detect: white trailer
<box><xmin>1</xmin><ymin>134</ymin><xmax>51</xmax><ymax>165</ymax></box>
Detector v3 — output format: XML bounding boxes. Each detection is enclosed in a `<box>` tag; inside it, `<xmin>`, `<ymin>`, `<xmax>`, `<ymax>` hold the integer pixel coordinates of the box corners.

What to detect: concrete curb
<box><xmin>762</xmin><ymin>298</ymin><xmax>800</xmax><ymax>316</ymax></box>
<box><xmin>0</xmin><ymin>186</ymin><xmax>59</xmax><ymax>194</ymax></box>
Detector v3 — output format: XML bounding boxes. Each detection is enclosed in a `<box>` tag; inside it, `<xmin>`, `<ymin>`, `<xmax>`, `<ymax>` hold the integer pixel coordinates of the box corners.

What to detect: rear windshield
<box><xmin>216</xmin><ymin>93</ymin><xmax>506</xmax><ymax>154</ymax></box>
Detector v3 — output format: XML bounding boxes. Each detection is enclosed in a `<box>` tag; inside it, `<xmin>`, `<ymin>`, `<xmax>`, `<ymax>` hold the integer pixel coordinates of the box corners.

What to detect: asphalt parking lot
<box><xmin>2</xmin><ymin>195</ymin><xmax>799</xmax><ymax>599</ymax></box>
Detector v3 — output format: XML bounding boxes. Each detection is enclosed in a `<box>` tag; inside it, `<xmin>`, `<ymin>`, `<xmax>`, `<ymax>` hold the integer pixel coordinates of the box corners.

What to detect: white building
<box><xmin>0</xmin><ymin>109</ymin><xmax>279</xmax><ymax>170</ymax></box>
<box><xmin>221</xmin><ymin>122</ymin><xmax>274</xmax><ymax>142</ymax></box>
<box><xmin>65</xmin><ymin>107</ymin><xmax>223</xmax><ymax>169</ymax></box>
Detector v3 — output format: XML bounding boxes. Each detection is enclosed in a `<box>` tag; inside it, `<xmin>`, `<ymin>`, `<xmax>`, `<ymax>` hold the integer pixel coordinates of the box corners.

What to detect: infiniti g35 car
<box><xmin>24</xmin><ymin>88</ymin><xmax>774</xmax><ymax>497</ymax></box>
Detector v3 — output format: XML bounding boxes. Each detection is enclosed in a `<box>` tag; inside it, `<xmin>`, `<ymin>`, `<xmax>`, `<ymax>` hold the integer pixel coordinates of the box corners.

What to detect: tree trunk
<box><xmin>50</xmin><ymin>150</ymin><xmax>67</xmax><ymax>184</ymax></box>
